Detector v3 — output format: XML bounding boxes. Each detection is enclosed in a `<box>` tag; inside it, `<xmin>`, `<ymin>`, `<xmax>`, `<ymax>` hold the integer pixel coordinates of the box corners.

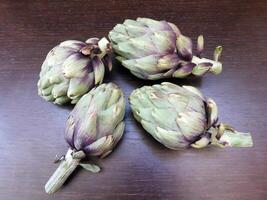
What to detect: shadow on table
<box><xmin>107</xmin><ymin>59</ymin><xmax>203</xmax><ymax>88</ymax></box>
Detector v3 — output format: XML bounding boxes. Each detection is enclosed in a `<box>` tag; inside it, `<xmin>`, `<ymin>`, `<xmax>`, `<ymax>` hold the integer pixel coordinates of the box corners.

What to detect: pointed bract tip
<box><xmin>214</xmin><ymin>46</ymin><xmax>223</xmax><ymax>61</ymax></box>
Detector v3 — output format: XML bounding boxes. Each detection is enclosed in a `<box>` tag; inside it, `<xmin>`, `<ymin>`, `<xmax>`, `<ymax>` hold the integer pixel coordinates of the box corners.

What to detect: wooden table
<box><xmin>0</xmin><ymin>0</ymin><xmax>266</xmax><ymax>199</ymax></box>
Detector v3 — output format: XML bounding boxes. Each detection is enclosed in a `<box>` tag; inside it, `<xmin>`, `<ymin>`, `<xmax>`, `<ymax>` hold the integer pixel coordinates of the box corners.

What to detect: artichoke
<box><xmin>129</xmin><ymin>82</ymin><xmax>253</xmax><ymax>150</ymax></box>
<box><xmin>109</xmin><ymin>18</ymin><xmax>223</xmax><ymax>80</ymax></box>
<box><xmin>38</xmin><ymin>37</ymin><xmax>112</xmax><ymax>105</ymax></box>
<box><xmin>45</xmin><ymin>83</ymin><xmax>125</xmax><ymax>194</ymax></box>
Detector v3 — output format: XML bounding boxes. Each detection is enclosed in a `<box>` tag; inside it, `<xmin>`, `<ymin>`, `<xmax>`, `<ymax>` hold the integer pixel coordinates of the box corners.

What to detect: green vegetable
<box><xmin>129</xmin><ymin>82</ymin><xmax>253</xmax><ymax>149</ymax></box>
<box><xmin>38</xmin><ymin>37</ymin><xmax>112</xmax><ymax>105</ymax></box>
<box><xmin>45</xmin><ymin>83</ymin><xmax>125</xmax><ymax>194</ymax></box>
<box><xmin>109</xmin><ymin>18</ymin><xmax>222</xmax><ymax>80</ymax></box>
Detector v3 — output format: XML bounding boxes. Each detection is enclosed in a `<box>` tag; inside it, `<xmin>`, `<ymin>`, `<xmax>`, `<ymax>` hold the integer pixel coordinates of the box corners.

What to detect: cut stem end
<box><xmin>45</xmin><ymin>149</ymin><xmax>85</xmax><ymax>194</ymax></box>
<box><xmin>211</xmin><ymin>124</ymin><xmax>253</xmax><ymax>148</ymax></box>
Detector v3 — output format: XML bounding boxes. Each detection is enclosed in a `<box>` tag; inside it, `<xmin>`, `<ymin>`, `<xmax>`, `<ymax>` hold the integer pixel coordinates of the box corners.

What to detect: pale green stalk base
<box><xmin>218</xmin><ymin>130</ymin><xmax>253</xmax><ymax>147</ymax></box>
<box><xmin>191</xmin><ymin>124</ymin><xmax>253</xmax><ymax>149</ymax></box>
<box><xmin>45</xmin><ymin>149</ymin><xmax>85</xmax><ymax>194</ymax></box>
<box><xmin>191</xmin><ymin>56</ymin><xmax>222</xmax><ymax>75</ymax></box>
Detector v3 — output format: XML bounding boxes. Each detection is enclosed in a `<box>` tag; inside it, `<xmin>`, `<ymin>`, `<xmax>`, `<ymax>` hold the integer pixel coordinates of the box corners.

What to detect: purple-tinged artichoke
<box><xmin>45</xmin><ymin>83</ymin><xmax>125</xmax><ymax>194</ymax></box>
<box><xmin>109</xmin><ymin>18</ymin><xmax>222</xmax><ymax>80</ymax></box>
<box><xmin>129</xmin><ymin>82</ymin><xmax>253</xmax><ymax>150</ymax></box>
<box><xmin>38</xmin><ymin>37</ymin><xmax>112</xmax><ymax>105</ymax></box>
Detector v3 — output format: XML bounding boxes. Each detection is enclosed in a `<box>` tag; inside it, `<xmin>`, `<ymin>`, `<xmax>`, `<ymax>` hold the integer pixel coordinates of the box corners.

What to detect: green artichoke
<box><xmin>45</xmin><ymin>83</ymin><xmax>125</xmax><ymax>194</ymax></box>
<box><xmin>109</xmin><ymin>18</ymin><xmax>222</xmax><ymax>80</ymax></box>
<box><xmin>129</xmin><ymin>82</ymin><xmax>253</xmax><ymax>150</ymax></box>
<box><xmin>38</xmin><ymin>37</ymin><xmax>112</xmax><ymax>105</ymax></box>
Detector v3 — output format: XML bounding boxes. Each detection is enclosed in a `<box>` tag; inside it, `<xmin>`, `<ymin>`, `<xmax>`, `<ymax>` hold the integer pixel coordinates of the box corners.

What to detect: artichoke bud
<box><xmin>109</xmin><ymin>18</ymin><xmax>223</xmax><ymax>80</ymax></box>
<box><xmin>38</xmin><ymin>37</ymin><xmax>113</xmax><ymax>105</ymax></box>
<box><xmin>45</xmin><ymin>83</ymin><xmax>126</xmax><ymax>194</ymax></box>
<box><xmin>129</xmin><ymin>82</ymin><xmax>253</xmax><ymax>150</ymax></box>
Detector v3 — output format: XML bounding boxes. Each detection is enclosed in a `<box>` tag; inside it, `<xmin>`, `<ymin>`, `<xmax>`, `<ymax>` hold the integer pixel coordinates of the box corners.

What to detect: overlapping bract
<box><xmin>65</xmin><ymin>83</ymin><xmax>126</xmax><ymax>157</ymax></box>
<box><xmin>37</xmin><ymin>37</ymin><xmax>112</xmax><ymax>105</ymax></box>
<box><xmin>129</xmin><ymin>82</ymin><xmax>253</xmax><ymax>149</ymax></box>
<box><xmin>109</xmin><ymin>18</ymin><xmax>222</xmax><ymax>80</ymax></box>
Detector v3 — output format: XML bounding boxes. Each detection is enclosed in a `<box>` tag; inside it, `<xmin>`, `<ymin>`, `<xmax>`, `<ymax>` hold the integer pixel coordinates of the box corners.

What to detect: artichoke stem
<box><xmin>191</xmin><ymin>56</ymin><xmax>222</xmax><ymax>75</ymax></box>
<box><xmin>214</xmin><ymin>123</ymin><xmax>253</xmax><ymax>148</ymax></box>
<box><xmin>45</xmin><ymin>148</ymin><xmax>85</xmax><ymax>194</ymax></box>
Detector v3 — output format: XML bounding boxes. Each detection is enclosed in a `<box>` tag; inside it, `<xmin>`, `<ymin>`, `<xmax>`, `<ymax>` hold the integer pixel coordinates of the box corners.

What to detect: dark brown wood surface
<box><xmin>0</xmin><ymin>0</ymin><xmax>267</xmax><ymax>199</ymax></box>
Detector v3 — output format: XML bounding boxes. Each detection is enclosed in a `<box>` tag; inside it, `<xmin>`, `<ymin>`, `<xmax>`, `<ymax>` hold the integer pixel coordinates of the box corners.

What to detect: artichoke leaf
<box><xmin>80</xmin><ymin>163</ymin><xmax>101</xmax><ymax>173</ymax></box>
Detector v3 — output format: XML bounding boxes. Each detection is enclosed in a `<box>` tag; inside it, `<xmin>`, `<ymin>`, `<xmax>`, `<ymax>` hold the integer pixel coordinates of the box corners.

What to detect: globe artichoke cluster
<box><xmin>38</xmin><ymin>18</ymin><xmax>253</xmax><ymax>194</ymax></box>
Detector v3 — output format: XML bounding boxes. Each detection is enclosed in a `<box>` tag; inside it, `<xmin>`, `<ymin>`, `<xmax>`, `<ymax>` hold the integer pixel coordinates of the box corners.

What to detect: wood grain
<box><xmin>0</xmin><ymin>0</ymin><xmax>267</xmax><ymax>199</ymax></box>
